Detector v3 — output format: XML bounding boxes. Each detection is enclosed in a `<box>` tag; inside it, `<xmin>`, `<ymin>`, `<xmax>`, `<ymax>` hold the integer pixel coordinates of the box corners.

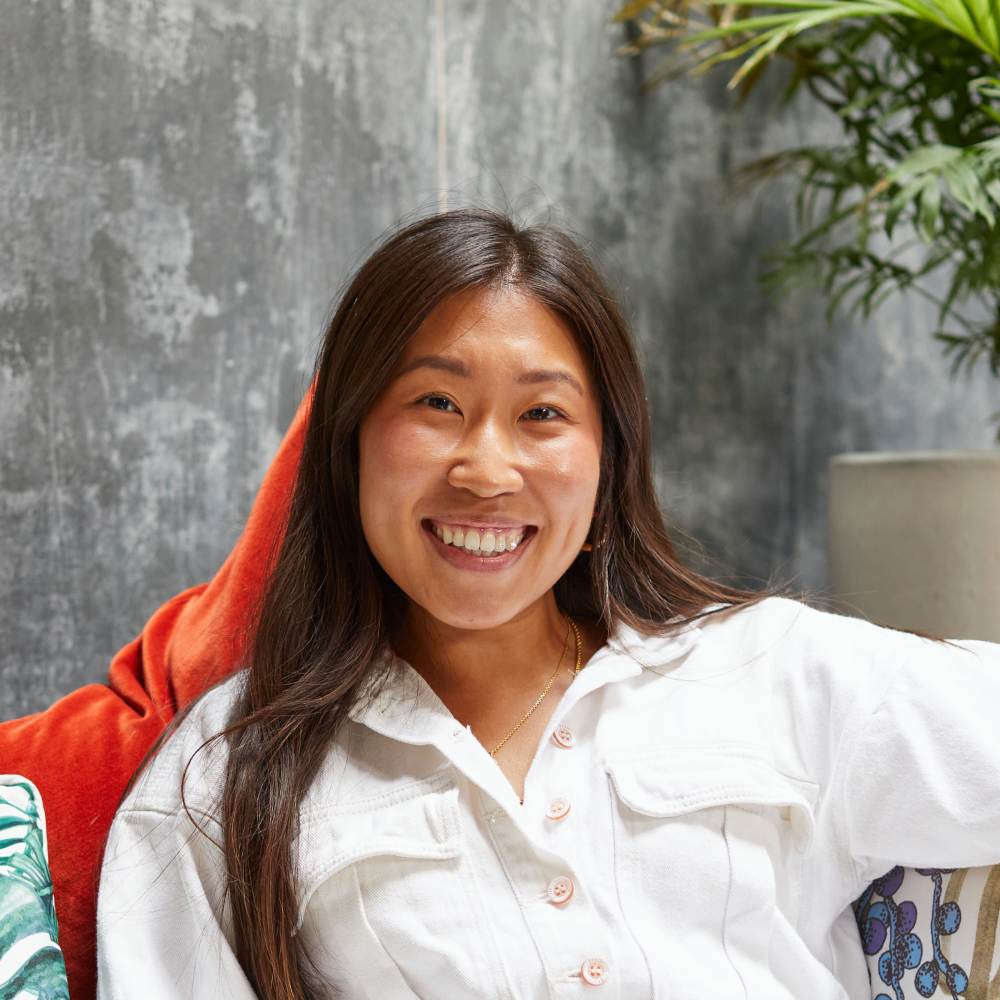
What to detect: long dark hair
<box><xmin>219</xmin><ymin>205</ymin><xmax>793</xmax><ymax>996</ymax></box>
<box><xmin>115</xmin><ymin>206</ymin><xmax>944</xmax><ymax>998</ymax></box>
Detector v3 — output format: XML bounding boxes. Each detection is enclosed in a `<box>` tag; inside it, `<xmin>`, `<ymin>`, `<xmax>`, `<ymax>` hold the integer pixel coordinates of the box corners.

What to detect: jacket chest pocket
<box><xmin>604</xmin><ymin>745</ymin><xmax>818</xmax><ymax>1000</ymax></box>
<box><xmin>292</xmin><ymin>776</ymin><xmax>510</xmax><ymax>999</ymax></box>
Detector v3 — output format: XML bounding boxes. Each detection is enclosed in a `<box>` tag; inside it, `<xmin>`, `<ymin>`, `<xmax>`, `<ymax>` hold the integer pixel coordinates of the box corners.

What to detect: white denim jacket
<box><xmin>96</xmin><ymin>596</ymin><xmax>1000</xmax><ymax>999</ymax></box>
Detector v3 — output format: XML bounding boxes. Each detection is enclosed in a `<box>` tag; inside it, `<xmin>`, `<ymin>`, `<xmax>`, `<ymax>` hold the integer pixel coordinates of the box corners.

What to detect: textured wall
<box><xmin>2</xmin><ymin>0</ymin><xmax>997</xmax><ymax>718</ymax></box>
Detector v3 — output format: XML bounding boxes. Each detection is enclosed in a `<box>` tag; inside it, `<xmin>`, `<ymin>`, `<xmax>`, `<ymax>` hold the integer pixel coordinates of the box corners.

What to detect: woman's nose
<box><xmin>445</xmin><ymin>419</ymin><xmax>523</xmax><ymax>492</ymax></box>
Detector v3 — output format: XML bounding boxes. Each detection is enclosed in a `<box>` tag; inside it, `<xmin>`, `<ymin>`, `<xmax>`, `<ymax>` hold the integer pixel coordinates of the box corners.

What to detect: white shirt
<box><xmin>96</xmin><ymin>596</ymin><xmax>1000</xmax><ymax>999</ymax></box>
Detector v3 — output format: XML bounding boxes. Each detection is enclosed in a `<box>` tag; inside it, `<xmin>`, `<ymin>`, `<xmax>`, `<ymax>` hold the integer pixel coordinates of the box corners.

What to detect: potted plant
<box><xmin>614</xmin><ymin>0</ymin><xmax>1000</xmax><ymax>640</ymax></box>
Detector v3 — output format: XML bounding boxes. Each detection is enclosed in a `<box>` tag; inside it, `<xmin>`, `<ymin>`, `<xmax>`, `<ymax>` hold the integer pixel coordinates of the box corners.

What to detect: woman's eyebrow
<box><xmin>396</xmin><ymin>354</ymin><xmax>584</xmax><ymax>397</ymax></box>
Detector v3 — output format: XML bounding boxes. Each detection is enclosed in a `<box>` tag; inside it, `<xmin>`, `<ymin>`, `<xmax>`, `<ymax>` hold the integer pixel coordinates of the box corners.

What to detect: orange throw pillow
<box><xmin>0</xmin><ymin>383</ymin><xmax>313</xmax><ymax>999</ymax></box>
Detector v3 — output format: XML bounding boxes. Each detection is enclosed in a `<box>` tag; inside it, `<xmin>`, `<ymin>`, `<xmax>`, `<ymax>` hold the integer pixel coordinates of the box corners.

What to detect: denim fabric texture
<box><xmin>96</xmin><ymin>597</ymin><xmax>1000</xmax><ymax>999</ymax></box>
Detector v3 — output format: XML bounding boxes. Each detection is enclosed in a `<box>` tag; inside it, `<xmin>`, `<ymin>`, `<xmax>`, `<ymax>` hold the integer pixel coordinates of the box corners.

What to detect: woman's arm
<box><xmin>835</xmin><ymin>630</ymin><xmax>1000</xmax><ymax>887</ymax></box>
<box><xmin>96</xmin><ymin>803</ymin><xmax>257</xmax><ymax>1000</ymax></box>
<box><xmin>96</xmin><ymin>674</ymin><xmax>255</xmax><ymax>1000</ymax></box>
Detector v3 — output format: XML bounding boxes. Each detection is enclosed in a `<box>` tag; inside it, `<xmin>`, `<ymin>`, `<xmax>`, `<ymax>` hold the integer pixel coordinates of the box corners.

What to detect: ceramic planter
<box><xmin>828</xmin><ymin>452</ymin><xmax>1000</xmax><ymax>642</ymax></box>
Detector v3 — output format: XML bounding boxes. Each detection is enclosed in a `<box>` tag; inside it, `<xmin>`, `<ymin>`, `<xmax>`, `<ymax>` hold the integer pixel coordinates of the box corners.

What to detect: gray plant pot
<box><xmin>828</xmin><ymin>451</ymin><xmax>1000</xmax><ymax>642</ymax></box>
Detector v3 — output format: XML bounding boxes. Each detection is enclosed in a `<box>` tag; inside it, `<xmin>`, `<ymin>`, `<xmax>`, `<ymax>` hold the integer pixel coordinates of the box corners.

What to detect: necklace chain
<box><xmin>488</xmin><ymin>613</ymin><xmax>582</xmax><ymax>758</ymax></box>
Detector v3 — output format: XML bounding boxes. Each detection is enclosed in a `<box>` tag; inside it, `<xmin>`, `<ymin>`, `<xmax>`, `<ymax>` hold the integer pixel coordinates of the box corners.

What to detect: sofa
<box><xmin>2</xmin><ymin>380</ymin><xmax>996</xmax><ymax>999</ymax></box>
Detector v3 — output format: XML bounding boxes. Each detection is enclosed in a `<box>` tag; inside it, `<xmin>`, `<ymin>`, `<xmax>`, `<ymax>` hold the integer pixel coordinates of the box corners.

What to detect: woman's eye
<box><xmin>525</xmin><ymin>406</ymin><xmax>564</xmax><ymax>421</ymax></box>
<box><xmin>417</xmin><ymin>395</ymin><xmax>564</xmax><ymax>421</ymax></box>
<box><xmin>421</xmin><ymin>394</ymin><xmax>456</xmax><ymax>413</ymax></box>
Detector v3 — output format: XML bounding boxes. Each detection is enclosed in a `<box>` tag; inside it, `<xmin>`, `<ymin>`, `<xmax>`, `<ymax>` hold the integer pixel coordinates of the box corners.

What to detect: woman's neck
<box><xmin>390</xmin><ymin>602</ymin><xmax>606</xmax><ymax>725</ymax></box>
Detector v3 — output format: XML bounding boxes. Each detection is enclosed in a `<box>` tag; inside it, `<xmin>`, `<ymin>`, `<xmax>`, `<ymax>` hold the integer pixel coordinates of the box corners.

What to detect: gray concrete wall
<box><xmin>2</xmin><ymin>1</ymin><xmax>996</xmax><ymax>718</ymax></box>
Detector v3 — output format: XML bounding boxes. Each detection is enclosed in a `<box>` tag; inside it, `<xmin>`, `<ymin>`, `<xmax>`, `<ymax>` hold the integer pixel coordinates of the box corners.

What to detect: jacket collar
<box><xmin>346</xmin><ymin>609</ymin><xmax>714</xmax><ymax>747</ymax></box>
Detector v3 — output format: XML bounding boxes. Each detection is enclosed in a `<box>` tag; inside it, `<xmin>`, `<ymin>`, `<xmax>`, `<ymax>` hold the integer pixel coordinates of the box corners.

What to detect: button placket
<box><xmin>485</xmin><ymin>807</ymin><xmax>611</xmax><ymax>992</ymax></box>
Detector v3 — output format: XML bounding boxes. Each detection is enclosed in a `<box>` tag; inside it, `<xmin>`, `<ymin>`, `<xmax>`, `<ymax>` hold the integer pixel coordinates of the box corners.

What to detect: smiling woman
<box><xmin>358</xmin><ymin>285</ymin><xmax>607</xmax><ymax>774</ymax></box>
<box><xmin>358</xmin><ymin>285</ymin><xmax>607</xmax><ymax>792</ymax></box>
<box><xmin>94</xmin><ymin>207</ymin><xmax>1000</xmax><ymax>1000</ymax></box>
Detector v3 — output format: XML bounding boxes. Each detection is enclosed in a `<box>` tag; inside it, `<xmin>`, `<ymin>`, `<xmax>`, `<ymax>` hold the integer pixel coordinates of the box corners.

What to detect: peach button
<box><xmin>546</xmin><ymin>875</ymin><xmax>574</xmax><ymax>905</ymax></box>
<box><xmin>552</xmin><ymin>724</ymin><xmax>576</xmax><ymax>748</ymax></box>
<box><xmin>546</xmin><ymin>798</ymin><xmax>571</xmax><ymax>821</ymax></box>
<box><xmin>580</xmin><ymin>958</ymin><xmax>609</xmax><ymax>986</ymax></box>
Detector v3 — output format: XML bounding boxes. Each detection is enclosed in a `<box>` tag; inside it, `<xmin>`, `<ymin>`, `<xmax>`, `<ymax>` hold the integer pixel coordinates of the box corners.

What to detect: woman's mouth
<box><xmin>421</xmin><ymin>520</ymin><xmax>538</xmax><ymax>573</ymax></box>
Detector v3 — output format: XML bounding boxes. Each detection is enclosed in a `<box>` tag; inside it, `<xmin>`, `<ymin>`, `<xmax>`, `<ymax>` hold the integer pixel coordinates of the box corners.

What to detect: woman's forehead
<box><xmin>401</xmin><ymin>287</ymin><xmax>589</xmax><ymax>380</ymax></box>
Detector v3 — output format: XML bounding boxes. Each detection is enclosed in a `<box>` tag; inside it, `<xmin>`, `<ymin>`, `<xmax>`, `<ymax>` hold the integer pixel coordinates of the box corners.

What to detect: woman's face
<box><xmin>358</xmin><ymin>285</ymin><xmax>604</xmax><ymax>632</ymax></box>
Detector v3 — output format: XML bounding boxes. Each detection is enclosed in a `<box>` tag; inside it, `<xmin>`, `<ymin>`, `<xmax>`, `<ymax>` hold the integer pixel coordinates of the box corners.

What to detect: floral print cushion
<box><xmin>0</xmin><ymin>776</ymin><xmax>68</xmax><ymax>1000</ymax></box>
<box><xmin>854</xmin><ymin>865</ymin><xmax>1000</xmax><ymax>999</ymax></box>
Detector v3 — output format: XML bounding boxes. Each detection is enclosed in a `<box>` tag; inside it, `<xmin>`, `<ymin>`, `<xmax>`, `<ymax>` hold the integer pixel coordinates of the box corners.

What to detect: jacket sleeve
<box><xmin>96</xmin><ymin>803</ymin><xmax>257</xmax><ymax>1000</ymax></box>
<box><xmin>836</xmin><ymin>628</ymin><xmax>1000</xmax><ymax>887</ymax></box>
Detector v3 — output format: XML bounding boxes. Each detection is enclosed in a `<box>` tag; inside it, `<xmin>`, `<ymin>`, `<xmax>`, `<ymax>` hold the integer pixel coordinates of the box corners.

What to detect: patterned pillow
<box><xmin>854</xmin><ymin>865</ymin><xmax>1000</xmax><ymax>998</ymax></box>
<box><xmin>0</xmin><ymin>775</ymin><xmax>69</xmax><ymax>1000</ymax></box>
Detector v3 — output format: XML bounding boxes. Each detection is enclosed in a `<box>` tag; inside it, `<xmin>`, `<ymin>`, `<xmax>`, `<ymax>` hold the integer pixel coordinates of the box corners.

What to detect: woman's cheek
<box><xmin>535</xmin><ymin>436</ymin><xmax>599</xmax><ymax>491</ymax></box>
<box><xmin>377</xmin><ymin>415</ymin><xmax>446</xmax><ymax>472</ymax></box>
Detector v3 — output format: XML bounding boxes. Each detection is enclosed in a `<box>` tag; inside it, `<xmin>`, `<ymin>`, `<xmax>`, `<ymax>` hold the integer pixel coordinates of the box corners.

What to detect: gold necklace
<box><xmin>489</xmin><ymin>613</ymin><xmax>582</xmax><ymax>758</ymax></box>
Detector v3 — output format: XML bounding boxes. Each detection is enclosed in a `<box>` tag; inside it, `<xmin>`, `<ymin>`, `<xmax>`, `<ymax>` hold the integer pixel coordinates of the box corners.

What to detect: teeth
<box><xmin>431</xmin><ymin>522</ymin><xmax>527</xmax><ymax>555</ymax></box>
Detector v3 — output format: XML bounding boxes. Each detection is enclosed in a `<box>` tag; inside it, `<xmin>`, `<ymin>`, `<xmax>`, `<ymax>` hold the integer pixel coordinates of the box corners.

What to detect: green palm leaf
<box><xmin>682</xmin><ymin>0</ymin><xmax>1000</xmax><ymax>82</ymax></box>
<box><xmin>615</xmin><ymin>0</ymin><xmax>1000</xmax><ymax>438</ymax></box>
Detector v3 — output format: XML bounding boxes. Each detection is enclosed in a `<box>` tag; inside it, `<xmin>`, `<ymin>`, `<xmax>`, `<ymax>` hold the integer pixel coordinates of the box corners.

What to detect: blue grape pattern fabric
<box><xmin>854</xmin><ymin>866</ymin><xmax>968</xmax><ymax>999</ymax></box>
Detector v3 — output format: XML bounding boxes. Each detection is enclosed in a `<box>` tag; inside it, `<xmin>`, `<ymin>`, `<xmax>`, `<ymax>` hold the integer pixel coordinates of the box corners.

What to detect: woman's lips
<box><xmin>422</xmin><ymin>521</ymin><xmax>537</xmax><ymax>573</ymax></box>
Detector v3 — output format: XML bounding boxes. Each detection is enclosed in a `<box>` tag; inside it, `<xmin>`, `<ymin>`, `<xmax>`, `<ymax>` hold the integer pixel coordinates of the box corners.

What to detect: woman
<box><xmin>96</xmin><ymin>207</ymin><xmax>1000</xmax><ymax>999</ymax></box>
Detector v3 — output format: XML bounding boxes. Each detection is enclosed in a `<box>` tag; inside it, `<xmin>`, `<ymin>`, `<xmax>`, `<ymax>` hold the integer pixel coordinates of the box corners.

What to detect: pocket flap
<box><xmin>605</xmin><ymin>744</ymin><xmax>818</xmax><ymax>849</ymax></box>
<box><xmin>295</xmin><ymin>773</ymin><xmax>463</xmax><ymax>895</ymax></box>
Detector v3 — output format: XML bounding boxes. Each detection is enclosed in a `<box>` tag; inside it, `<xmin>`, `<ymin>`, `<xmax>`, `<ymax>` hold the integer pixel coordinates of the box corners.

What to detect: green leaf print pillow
<box><xmin>0</xmin><ymin>775</ymin><xmax>68</xmax><ymax>1000</ymax></box>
